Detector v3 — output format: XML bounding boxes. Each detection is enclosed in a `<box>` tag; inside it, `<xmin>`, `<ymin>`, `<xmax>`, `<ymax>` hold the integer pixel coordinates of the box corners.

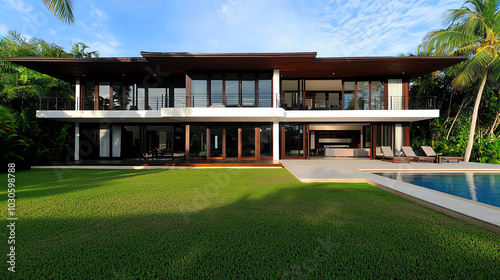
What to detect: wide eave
<box><xmin>7</xmin><ymin>52</ymin><xmax>467</xmax><ymax>82</ymax></box>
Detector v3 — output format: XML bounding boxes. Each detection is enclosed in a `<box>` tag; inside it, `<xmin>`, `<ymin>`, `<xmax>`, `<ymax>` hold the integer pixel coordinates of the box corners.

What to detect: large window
<box><xmin>357</xmin><ymin>81</ymin><xmax>369</xmax><ymax>110</ymax></box>
<box><xmin>344</xmin><ymin>81</ymin><xmax>385</xmax><ymax>110</ymax></box>
<box><xmin>242</xmin><ymin>74</ymin><xmax>256</xmax><ymax>107</ymax></box>
<box><xmin>191</xmin><ymin>74</ymin><xmax>208</xmax><ymax>107</ymax></box>
<box><xmin>98</xmin><ymin>83</ymin><xmax>110</xmax><ymax>110</ymax></box>
<box><xmin>282</xmin><ymin>80</ymin><xmax>300</xmax><ymax>109</ymax></box>
<box><xmin>371</xmin><ymin>81</ymin><xmax>385</xmax><ymax>110</ymax></box>
<box><xmin>190</xmin><ymin>72</ymin><xmax>272</xmax><ymax>108</ymax></box>
<box><xmin>210</xmin><ymin>73</ymin><xmax>223</xmax><ymax>106</ymax></box>
<box><xmin>343</xmin><ymin>82</ymin><xmax>355</xmax><ymax>110</ymax></box>
<box><xmin>84</xmin><ymin>82</ymin><xmax>94</xmax><ymax>110</ymax></box>
<box><xmin>148</xmin><ymin>87</ymin><xmax>167</xmax><ymax>110</ymax></box>
<box><xmin>258</xmin><ymin>73</ymin><xmax>272</xmax><ymax>107</ymax></box>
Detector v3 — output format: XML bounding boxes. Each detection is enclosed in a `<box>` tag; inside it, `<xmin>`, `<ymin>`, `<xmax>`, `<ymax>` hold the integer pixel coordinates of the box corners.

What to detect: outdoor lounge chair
<box><xmin>401</xmin><ymin>146</ymin><xmax>435</xmax><ymax>163</ymax></box>
<box><xmin>421</xmin><ymin>146</ymin><xmax>462</xmax><ymax>163</ymax></box>
<box><xmin>380</xmin><ymin>146</ymin><xmax>411</xmax><ymax>163</ymax></box>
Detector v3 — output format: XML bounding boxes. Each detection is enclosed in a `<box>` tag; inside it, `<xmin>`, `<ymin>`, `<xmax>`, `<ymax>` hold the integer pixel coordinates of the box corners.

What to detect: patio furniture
<box><xmin>380</xmin><ymin>146</ymin><xmax>411</xmax><ymax>163</ymax></box>
<box><xmin>421</xmin><ymin>146</ymin><xmax>462</xmax><ymax>163</ymax></box>
<box><xmin>401</xmin><ymin>146</ymin><xmax>435</xmax><ymax>163</ymax></box>
<box><xmin>375</xmin><ymin>146</ymin><xmax>384</xmax><ymax>159</ymax></box>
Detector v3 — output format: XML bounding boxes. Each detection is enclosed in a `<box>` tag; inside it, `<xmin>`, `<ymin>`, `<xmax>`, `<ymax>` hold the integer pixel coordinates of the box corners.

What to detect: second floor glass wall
<box><xmin>81</xmin><ymin>76</ymin><xmax>186</xmax><ymax>110</ymax></box>
<box><xmin>281</xmin><ymin>79</ymin><xmax>387</xmax><ymax>111</ymax></box>
<box><xmin>188</xmin><ymin>72</ymin><xmax>273</xmax><ymax>108</ymax></box>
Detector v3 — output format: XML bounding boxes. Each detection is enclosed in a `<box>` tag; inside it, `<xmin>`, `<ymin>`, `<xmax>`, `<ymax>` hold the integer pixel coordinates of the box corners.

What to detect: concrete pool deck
<box><xmin>280</xmin><ymin>159</ymin><xmax>500</xmax><ymax>234</ymax></box>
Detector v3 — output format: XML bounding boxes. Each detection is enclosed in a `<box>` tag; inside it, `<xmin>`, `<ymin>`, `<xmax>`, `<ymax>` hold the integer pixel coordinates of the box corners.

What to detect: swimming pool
<box><xmin>375</xmin><ymin>173</ymin><xmax>500</xmax><ymax>208</ymax></box>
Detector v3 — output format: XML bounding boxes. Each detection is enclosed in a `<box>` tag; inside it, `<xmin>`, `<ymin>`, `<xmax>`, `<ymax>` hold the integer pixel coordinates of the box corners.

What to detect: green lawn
<box><xmin>2</xmin><ymin>168</ymin><xmax>500</xmax><ymax>279</ymax></box>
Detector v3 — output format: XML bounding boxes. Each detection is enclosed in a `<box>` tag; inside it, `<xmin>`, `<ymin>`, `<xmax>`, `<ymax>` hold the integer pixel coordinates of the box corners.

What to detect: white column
<box><xmin>273</xmin><ymin>121</ymin><xmax>280</xmax><ymax>161</ymax></box>
<box><xmin>74</xmin><ymin>122</ymin><xmax>80</xmax><ymax>161</ymax></box>
<box><xmin>272</xmin><ymin>69</ymin><xmax>280</xmax><ymax>108</ymax></box>
<box><xmin>395</xmin><ymin>124</ymin><xmax>403</xmax><ymax>156</ymax></box>
<box><xmin>75</xmin><ymin>77</ymin><xmax>80</xmax><ymax>111</ymax></box>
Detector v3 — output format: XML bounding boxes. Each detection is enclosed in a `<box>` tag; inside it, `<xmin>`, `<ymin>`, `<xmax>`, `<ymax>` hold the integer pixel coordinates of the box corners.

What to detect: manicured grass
<box><xmin>1</xmin><ymin>168</ymin><xmax>500</xmax><ymax>279</ymax></box>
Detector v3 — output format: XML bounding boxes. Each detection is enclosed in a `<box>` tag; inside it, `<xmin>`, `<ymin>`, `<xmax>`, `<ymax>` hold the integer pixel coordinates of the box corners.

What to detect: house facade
<box><xmin>8</xmin><ymin>52</ymin><xmax>465</xmax><ymax>162</ymax></box>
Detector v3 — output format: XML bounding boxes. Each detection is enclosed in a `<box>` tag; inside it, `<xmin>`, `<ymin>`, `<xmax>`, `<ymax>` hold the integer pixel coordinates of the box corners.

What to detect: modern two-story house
<box><xmin>8</xmin><ymin>52</ymin><xmax>465</xmax><ymax>163</ymax></box>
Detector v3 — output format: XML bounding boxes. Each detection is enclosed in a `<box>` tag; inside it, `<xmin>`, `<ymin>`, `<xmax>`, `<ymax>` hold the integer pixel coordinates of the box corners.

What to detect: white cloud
<box><xmin>166</xmin><ymin>0</ymin><xmax>459</xmax><ymax>57</ymax></box>
<box><xmin>1</xmin><ymin>0</ymin><xmax>33</xmax><ymax>14</ymax></box>
<box><xmin>90</xmin><ymin>34</ymin><xmax>122</xmax><ymax>56</ymax></box>
<box><xmin>0</xmin><ymin>23</ymin><xmax>9</xmax><ymax>36</ymax></box>
<box><xmin>91</xmin><ymin>6</ymin><xmax>108</xmax><ymax>21</ymax></box>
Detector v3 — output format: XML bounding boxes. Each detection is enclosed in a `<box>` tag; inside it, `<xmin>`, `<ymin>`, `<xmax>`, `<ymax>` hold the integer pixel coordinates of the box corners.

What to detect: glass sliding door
<box><xmin>123</xmin><ymin>126</ymin><xmax>141</xmax><ymax>158</ymax></box>
<box><xmin>190</xmin><ymin>125</ymin><xmax>207</xmax><ymax>157</ymax></box>
<box><xmin>283</xmin><ymin>124</ymin><xmax>305</xmax><ymax>158</ymax></box>
<box><xmin>146</xmin><ymin>126</ymin><xmax>174</xmax><ymax>158</ymax></box>
<box><xmin>260</xmin><ymin>125</ymin><xmax>273</xmax><ymax>157</ymax></box>
<box><xmin>225</xmin><ymin>125</ymin><xmax>238</xmax><ymax>158</ymax></box>
<box><xmin>241</xmin><ymin>125</ymin><xmax>255</xmax><ymax>158</ymax></box>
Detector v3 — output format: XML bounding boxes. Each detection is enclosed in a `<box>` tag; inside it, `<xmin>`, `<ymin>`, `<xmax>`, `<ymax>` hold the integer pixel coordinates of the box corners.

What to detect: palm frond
<box><xmin>43</xmin><ymin>0</ymin><xmax>74</xmax><ymax>25</ymax></box>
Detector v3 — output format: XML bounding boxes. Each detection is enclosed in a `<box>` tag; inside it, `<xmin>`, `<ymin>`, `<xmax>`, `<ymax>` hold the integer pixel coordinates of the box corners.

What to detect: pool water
<box><xmin>375</xmin><ymin>173</ymin><xmax>500</xmax><ymax>208</ymax></box>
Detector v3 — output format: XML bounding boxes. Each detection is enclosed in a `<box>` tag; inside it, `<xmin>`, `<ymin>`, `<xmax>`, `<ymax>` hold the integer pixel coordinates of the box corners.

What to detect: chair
<box><xmin>375</xmin><ymin>146</ymin><xmax>384</xmax><ymax>159</ymax></box>
<box><xmin>401</xmin><ymin>146</ymin><xmax>435</xmax><ymax>163</ymax></box>
<box><xmin>380</xmin><ymin>146</ymin><xmax>411</xmax><ymax>163</ymax></box>
<box><xmin>421</xmin><ymin>146</ymin><xmax>462</xmax><ymax>163</ymax></box>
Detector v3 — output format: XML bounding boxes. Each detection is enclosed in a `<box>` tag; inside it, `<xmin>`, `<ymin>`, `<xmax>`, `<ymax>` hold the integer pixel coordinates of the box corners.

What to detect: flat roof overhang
<box><xmin>36</xmin><ymin>108</ymin><xmax>439</xmax><ymax>123</ymax></box>
<box><xmin>8</xmin><ymin>52</ymin><xmax>467</xmax><ymax>82</ymax></box>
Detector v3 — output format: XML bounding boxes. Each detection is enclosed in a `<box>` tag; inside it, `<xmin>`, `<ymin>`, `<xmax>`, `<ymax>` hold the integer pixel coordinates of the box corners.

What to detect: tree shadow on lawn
<box><xmin>0</xmin><ymin>169</ymin><xmax>168</xmax><ymax>200</ymax></box>
<box><xmin>12</xmin><ymin>185</ymin><xmax>500</xmax><ymax>279</ymax></box>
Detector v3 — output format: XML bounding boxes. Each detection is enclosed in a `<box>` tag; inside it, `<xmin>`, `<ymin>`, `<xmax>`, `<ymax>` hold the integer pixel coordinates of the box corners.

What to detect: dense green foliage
<box><xmin>1</xmin><ymin>168</ymin><xmax>499</xmax><ymax>279</ymax></box>
<box><xmin>410</xmin><ymin>68</ymin><xmax>500</xmax><ymax>164</ymax></box>
<box><xmin>0</xmin><ymin>31</ymin><xmax>97</xmax><ymax>169</ymax></box>
<box><xmin>419</xmin><ymin>0</ymin><xmax>500</xmax><ymax>162</ymax></box>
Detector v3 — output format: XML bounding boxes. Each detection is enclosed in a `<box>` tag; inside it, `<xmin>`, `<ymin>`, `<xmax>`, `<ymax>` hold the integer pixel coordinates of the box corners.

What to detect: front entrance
<box><xmin>209</xmin><ymin>126</ymin><xmax>224</xmax><ymax>159</ymax></box>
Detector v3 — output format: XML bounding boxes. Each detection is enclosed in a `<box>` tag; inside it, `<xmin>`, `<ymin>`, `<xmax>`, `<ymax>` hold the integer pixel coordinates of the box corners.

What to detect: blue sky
<box><xmin>0</xmin><ymin>0</ymin><xmax>461</xmax><ymax>57</ymax></box>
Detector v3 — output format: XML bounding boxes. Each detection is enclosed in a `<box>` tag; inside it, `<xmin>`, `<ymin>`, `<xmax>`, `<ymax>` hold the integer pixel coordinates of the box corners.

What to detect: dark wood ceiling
<box><xmin>7</xmin><ymin>52</ymin><xmax>466</xmax><ymax>83</ymax></box>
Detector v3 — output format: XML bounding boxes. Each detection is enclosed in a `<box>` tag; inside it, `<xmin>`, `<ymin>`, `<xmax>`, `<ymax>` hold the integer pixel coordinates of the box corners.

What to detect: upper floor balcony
<box><xmin>38</xmin><ymin>95</ymin><xmax>437</xmax><ymax>111</ymax></box>
<box><xmin>280</xmin><ymin>95</ymin><xmax>436</xmax><ymax>110</ymax></box>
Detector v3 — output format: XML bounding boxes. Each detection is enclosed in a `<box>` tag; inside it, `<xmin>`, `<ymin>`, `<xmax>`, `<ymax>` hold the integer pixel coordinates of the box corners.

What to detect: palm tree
<box><xmin>43</xmin><ymin>0</ymin><xmax>75</xmax><ymax>24</ymax></box>
<box><xmin>71</xmin><ymin>42</ymin><xmax>99</xmax><ymax>58</ymax></box>
<box><xmin>421</xmin><ymin>0</ymin><xmax>500</xmax><ymax>162</ymax></box>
